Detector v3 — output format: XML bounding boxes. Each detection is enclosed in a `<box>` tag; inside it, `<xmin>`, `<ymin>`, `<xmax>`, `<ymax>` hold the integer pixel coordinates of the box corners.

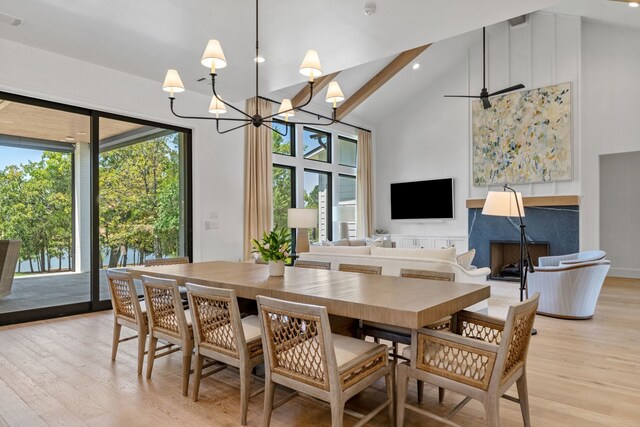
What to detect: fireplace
<box><xmin>489</xmin><ymin>240</ymin><xmax>550</xmax><ymax>282</ymax></box>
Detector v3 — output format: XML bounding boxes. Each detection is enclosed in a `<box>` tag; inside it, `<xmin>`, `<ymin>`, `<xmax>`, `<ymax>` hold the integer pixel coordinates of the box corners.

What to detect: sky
<box><xmin>0</xmin><ymin>146</ymin><xmax>44</xmax><ymax>169</ymax></box>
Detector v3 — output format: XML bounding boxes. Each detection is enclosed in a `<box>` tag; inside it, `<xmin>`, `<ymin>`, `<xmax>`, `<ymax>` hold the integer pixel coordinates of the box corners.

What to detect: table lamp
<box><xmin>288</xmin><ymin>208</ymin><xmax>318</xmax><ymax>254</ymax></box>
<box><xmin>333</xmin><ymin>206</ymin><xmax>356</xmax><ymax>240</ymax></box>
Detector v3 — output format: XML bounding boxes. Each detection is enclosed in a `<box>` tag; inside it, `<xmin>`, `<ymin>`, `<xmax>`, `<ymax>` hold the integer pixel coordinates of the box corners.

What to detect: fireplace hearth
<box><xmin>489</xmin><ymin>240</ymin><xmax>549</xmax><ymax>282</ymax></box>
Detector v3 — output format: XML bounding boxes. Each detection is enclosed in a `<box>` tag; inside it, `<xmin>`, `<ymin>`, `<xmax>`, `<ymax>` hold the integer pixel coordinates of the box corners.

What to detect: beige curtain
<box><xmin>243</xmin><ymin>97</ymin><xmax>273</xmax><ymax>260</ymax></box>
<box><xmin>356</xmin><ymin>129</ymin><xmax>373</xmax><ymax>238</ymax></box>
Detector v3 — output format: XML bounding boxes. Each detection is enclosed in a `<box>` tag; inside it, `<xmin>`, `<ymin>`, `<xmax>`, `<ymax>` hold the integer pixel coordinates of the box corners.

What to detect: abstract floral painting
<box><xmin>472</xmin><ymin>82</ymin><xmax>572</xmax><ymax>186</ymax></box>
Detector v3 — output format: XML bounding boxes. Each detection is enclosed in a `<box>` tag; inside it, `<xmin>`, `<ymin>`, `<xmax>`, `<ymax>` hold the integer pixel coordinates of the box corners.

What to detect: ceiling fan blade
<box><xmin>482</xmin><ymin>97</ymin><xmax>492</xmax><ymax>109</ymax></box>
<box><xmin>488</xmin><ymin>84</ymin><xmax>525</xmax><ymax>97</ymax></box>
<box><xmin>444</xmin><ymin>95</ymin><xmax>482</xmax><ymax>98</ymax></box>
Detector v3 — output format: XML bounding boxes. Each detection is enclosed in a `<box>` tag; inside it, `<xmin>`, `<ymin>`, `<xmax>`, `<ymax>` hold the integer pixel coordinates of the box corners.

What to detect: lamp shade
<box><xmin>325</xmin><ymin>81</ymin><xmax>345</xmax><ymax>104</ymax></box>
<box><xmin>208</xmin><ymin>95</ymin><xmax>226</xmax><ymax>115</ymax></box>
<box><xmin>201</xmin><ymin>39</ymin><xmax>227</xmax><ymax>70</ymax></box>
<box><xmin>333</xmin><ymin>206</ymin><xmax>355</xmax><ymax>222</ymax></box>
<box><xmin>277</xmin><ymin>99</ymin><xmax>295</xmax><ymax>118</ymax></box>
<box><xmin>299</xmin><ymin>50</ymin><xmax>323</xmax><ymax>78</ymax></box>
<box><xmin>288</xmin><ymin>208</ymin><xmax>318</xmax><ymax>228</ymax></box>
<box><xmin>162</xmin><ymin>69</ymin><xmax>185</xmax><ymax>93</ymax></box>
<box><xmin>482</xmin><ymin>191</ymin><xmax>525</xmax><ymax>217</ymax></box>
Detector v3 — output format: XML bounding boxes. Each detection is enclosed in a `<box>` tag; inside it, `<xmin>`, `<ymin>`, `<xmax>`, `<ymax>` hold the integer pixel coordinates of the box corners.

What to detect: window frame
<box><xmin>271</xmin><ymin>119</ymin><xmax>296</xmax><ymax>157</ymax></box>
<box><xmin>302</xmin><ymin>126</ymin><xmax>332</xmax><ymax>164</ymax></box>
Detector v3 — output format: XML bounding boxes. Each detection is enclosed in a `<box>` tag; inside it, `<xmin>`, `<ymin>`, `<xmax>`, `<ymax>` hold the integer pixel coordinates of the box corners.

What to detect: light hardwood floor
<box><xmin>0</xmin><ymin>277</ymin><xmax>638</xmax><ymax>426</ymax></box>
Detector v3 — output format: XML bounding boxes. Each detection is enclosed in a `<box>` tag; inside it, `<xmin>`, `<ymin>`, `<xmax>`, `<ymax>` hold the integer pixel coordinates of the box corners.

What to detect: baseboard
<box><xmin>608</xmin><ymin>268</ymin><xmax>640</xmax><ymax>279</ymax></box>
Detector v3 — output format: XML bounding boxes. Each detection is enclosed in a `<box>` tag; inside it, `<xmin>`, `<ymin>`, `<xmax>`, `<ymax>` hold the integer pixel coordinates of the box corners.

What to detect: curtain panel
<box><xmin>243</xmin><ymin>97</ymin><xmax>273</xmax><ymax>260</ymax></box>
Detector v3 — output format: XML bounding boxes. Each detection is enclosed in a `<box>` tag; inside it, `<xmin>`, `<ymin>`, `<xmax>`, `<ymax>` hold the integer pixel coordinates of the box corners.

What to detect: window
<box><xmin>271</xmin><ymin>122</ymin><xmax>357</xmax><ymax>251</ymax></box>
<box><xmin>272</xmin><ymin>165</ymin><xmax>295</xmax><ymax>231</ymax></box>
<box><xmin>303</xmin><ymin>127</ymin><xmax>330</xmax><ymax>162</ymax></box>
<box><xmin>338</xmin><ymin>136</ymin><xmax>357</xmax><ymax>167</ymax></box>
<box><xmin>271</xmin><ymin>120</ymin><xmax>295</xmax><ymax>156</ymax></box>
<box><xmin>336</xmin><ymin>174</ymin><xmax>356</xmax><ymax>239</ymax></box>
<box><xmin>304</xmin><ymin>170</ymin><xmax>331</xmax><ymax>243</ymax></box>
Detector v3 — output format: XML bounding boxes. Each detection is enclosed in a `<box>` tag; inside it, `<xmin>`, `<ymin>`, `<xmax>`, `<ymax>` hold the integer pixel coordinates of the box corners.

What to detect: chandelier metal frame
<box><xmin>163</xmin><ymin>0</ymin><xmax>344</xmax><ymax>136</ymax></box>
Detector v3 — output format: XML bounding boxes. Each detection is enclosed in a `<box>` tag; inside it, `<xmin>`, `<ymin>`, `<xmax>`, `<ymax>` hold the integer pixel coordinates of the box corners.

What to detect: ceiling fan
<box><xmin>445</xmin><ymin>27</ymin><xmax>524</xmax><ymax>109</ymax></box>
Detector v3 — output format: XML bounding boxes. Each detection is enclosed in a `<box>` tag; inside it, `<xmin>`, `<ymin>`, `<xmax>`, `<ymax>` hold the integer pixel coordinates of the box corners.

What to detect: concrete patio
<box><xmin>0</xmin><ymin>270</ymin><xmax>138</xmax><ymax>313</ymax></box>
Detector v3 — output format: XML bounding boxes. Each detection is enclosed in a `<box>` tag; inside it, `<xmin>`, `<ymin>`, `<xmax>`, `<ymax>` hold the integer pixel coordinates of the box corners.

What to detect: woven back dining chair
<box><xmin>257</xmin><ymin>296</ymin><xmax>393</xmax><ymax>427</ymax></box>
<box><xmin>186</xmin><ymin>283</ymin><xmax>264</xmax><ymax>426</ymax></box>
<box><xmin>141</xmin><ymin>275</ymin><xmax>194</xmax><ymax>396</ymax></box>
<box><xmin>397</xmin><ymin>293</ymin><xmax>540</xmax><ymax>427</ymax></box>
<box><xmin>294</xmin><ymin>260</ymin><xmax>332</xmax><ymax>270</ymax></box>
<box><xmin>106</xmin><ymin>269</ymin><xmax>147</xmax><ymax>375</ymax></box>
<box><xmin>338</xmin><ymin>263</ymin><xmax>382</xmax><ymax>275</ymax></box>
<box><xmin>363</xmin><ymin>268</ymin><xmax>455</xmax><ymax>403</ymax></box>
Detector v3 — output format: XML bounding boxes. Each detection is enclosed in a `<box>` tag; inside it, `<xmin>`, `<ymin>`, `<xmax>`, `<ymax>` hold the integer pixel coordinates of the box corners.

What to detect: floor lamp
<box><xmin>482</xmin><ymin>186</ymin><xmax>536</xmax><ymax>332</ymax></box>
<box><xmin>288</xmin><ymin>208</ymin><xmax>318</xmax><ymax>254</ymax></box>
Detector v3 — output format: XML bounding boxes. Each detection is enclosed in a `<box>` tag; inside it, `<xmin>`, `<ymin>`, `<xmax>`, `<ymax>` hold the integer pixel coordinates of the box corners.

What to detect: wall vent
<box><xmin>0</xmin><ymin>12</ymin><xmax>26</xmax><ymax>27</ymax></box>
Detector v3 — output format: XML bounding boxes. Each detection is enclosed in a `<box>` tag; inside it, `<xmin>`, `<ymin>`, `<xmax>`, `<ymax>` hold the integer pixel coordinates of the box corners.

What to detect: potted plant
<box><xmin>251</xmin><ymin>228</ymin><xmax>291</xmax><ymax>276</ymax></box>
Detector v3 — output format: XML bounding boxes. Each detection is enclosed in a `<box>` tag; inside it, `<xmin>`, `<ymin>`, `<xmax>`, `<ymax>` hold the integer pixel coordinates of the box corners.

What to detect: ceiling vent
<box><xmin>508</xmin><ymin>15</ymin><xmax>527</xmax><ymax>27</ymax></box>
<box><xmin>0</xmin><ymin>12</ymin><xmax>26</xmax><ymax>27</ymax></box>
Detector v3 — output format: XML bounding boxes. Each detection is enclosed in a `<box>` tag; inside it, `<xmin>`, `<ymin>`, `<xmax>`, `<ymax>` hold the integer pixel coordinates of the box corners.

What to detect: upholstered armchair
<box><xmin>528</xmin><ymin>251</ymin><xmax>610</xmax><ymax>319</ymax></box>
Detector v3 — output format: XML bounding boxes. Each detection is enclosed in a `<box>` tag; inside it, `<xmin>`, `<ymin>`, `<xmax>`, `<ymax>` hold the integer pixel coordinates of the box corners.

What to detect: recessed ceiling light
<box><xmin>77</xmin><ymin>131</ymin><xmax>86</xmax><ymax>135</ymax></box>
<box><xmin>64</xmin><ymin>136</ymin><xmax>75</xmax><ymax>141</ymax></box>
<box><xmin>412</xmin><ymin>63</ymin><xmax>420</xmax><ymax>70</ymax></box>
<box><xmin>630</xmin><ymin>2</ymin><xmax>639</xmax><ymax>7</ymax></box>
<box><xmin>254</xmin><ymin>56</ymin><xmax>266</xmax><ymax>63</ymax></box>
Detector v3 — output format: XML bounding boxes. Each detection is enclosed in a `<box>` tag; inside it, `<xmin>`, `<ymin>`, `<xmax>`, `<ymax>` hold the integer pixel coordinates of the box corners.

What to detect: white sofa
<box><xmin>298</xmin><ymin>246</ymin><xmax>491</xmax><ymax>284</ymax></box>
<box><xmin>528</xmin><ymin>250</ymin><xmax>610</xmax><ymax>319</ymax></box>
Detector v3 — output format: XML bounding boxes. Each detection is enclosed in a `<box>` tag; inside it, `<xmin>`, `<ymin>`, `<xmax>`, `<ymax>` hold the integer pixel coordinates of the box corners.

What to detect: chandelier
<box><xmin>161</xmin><ymin>0</ymin><xmax>345</xmax><ymax>136</ymax></box>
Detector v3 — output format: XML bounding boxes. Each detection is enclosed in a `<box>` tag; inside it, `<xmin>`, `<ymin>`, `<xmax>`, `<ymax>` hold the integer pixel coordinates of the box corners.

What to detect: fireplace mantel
<box><xmin>466</xmin><ymin>195</ymin><xmax>580</xmax><ymax>209</ymax></box>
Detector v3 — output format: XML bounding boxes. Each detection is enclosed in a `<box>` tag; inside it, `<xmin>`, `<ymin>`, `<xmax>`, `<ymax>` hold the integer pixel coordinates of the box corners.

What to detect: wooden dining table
<box><xmin>128</xmin><ymin>261</ymin><xmax>490</xmax><ymax>333</ymax></box>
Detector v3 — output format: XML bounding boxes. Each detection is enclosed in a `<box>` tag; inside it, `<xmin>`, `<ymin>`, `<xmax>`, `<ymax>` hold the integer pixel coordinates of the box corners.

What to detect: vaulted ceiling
<box><xmin>0</xmin><ymin>0</ymin><xmax>559</xmax><ymax>103</ymax></box>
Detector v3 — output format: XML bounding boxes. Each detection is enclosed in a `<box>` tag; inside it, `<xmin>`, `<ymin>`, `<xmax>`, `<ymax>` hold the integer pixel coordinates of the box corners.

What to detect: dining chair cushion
<box><xmin>240</xmin><ymin>315</ymin><xmax>262</xmax><ymax>341</ymax></box>
<box><xmin>363</xmin><ymin>320</ymin><xmax>410</xmax><ymax>336</ymax></box>
<box><xmin>401</xmin><ymin>346</ymin><xmax>411</xmax><ymax>360</ymax></box>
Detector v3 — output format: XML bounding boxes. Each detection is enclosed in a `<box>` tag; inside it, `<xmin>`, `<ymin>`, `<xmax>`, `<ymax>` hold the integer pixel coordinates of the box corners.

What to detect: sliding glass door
<box><xmin>97</xmin><ymin>116</ymin><xmax>190</xmax><ymax>302</ymax></box>
<box><xmin>0</xmin><ymin>92</ymin><xmax>192</xmax><ymax>324</ymax></box>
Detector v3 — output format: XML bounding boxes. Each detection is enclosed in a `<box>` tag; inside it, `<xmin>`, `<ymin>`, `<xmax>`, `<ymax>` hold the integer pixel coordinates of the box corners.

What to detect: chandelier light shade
<box><xmin>208</xmin><ymin>95</ymin><xmax>227</xmax><ymax>117</ymax></box>
<box><xmin>163</xmin><ymin>0</ymin><xmax>345</xmax><ymax>135</ymax></box>
<box><xmin>277</xmin><ymin>99</ymin><xmax>295</xmax><ymax>120</ymax></box>
<box><xmin>200</xmin><ymin>39</ymin><xmax>227</xmax><ymax>72</ymax></box>
<box><xmin>299</xmin><ymin>49</ymin><xmax>323</xmax><ymax>81</ymax></box>
<box><xmin>162</xmin><ymin>69</ymin><xmax>185</xmax><ymax>96</ymax></box>
<box><xmin>482</xmin><ymin>190</ymin><xmax>525</xmax><ymax>217</ymax></box>
<box><xmin>325</xmin><ymin>81</ymin><xmax>345</xmax><ymax>107</ymax></box>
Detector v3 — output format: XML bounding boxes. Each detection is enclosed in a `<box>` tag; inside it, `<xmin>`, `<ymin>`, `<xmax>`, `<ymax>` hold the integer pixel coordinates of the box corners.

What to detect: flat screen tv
<box><xmin>390</xmin><ymin>178</ymin><xmax>454</xmax><ymax>220</ymax></box>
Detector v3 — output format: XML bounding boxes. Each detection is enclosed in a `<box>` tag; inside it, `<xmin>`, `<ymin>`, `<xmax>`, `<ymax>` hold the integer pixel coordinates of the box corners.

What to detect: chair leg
<box><xmin>516</xmin><ymin>371</ymin><xmax>531</xmax><ymax>427</ymax></box>
<box><xmin>438</xmin><ymin>386</ymin><xmax>445</xmax><ymax>404</ymax></box>
<box><xmin>484</xmin><ymin>398</ymin><xmax>500</xmax><ymax>427</ymax></box>
<box><xmin>240</xmin><ymin>362</ymin><xmax>251</xmax><ymax>426</ymax></box>
<box><xmin>182</xmin><ymin>349</ymin><xmax>192</xmax><ymax>397</ymax></box>
<box><xmin>417</xmin><ymin>380</ymin><xmax>424</xmax><ymax>403</ymax></box>
<box><xmin>396</xmin><ymin>364</ymin><xmax>409</xmax><ymax>427</ymax></box>
<box><xmin>262</xmin><ymin>378</ymin><xmax>276</xmax><ymax>427</ymax></box>
<box><xmin>111</xmin><ymin>322</ymin><xmax>122</xmax><ymax>361</ymax></box>
<box><xmin>330</xmin><ymin>398</ymin><xmax>345</xmax><ymax>427</ymax></box>
<box><xmin>146</xmin><ymin>336</ymin><xmax>158</xmax><ymax>379</ymax></box>
<box><xmin>192</xmin><ymin>354</ymin><xmax>204</xmax><ymax>402</ymax></box>
<box><xmin>385</xmin><ymin>371</ymin><xmax>394</xmax><ymax>425</ymax></box>
<box><xmin>136</xmin><ymin>332</ymin><xmax>146</xmax><ymax>375</ymax></box>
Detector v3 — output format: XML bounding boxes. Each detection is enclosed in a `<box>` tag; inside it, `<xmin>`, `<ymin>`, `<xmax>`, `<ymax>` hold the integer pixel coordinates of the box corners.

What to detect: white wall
<box><xmin>580</xmin><ymin>20</ymin><xmax>640</xmax><ymax>255</ymax></box>
<box><xmin>375</xmin><ymin>13</ymin><xmax>581</xmax><ymax>239</ymax></box>
<box><xmin>0</xmin><ymin>38</ymin><xmax>245</xmax><ymax>262</ymax></box>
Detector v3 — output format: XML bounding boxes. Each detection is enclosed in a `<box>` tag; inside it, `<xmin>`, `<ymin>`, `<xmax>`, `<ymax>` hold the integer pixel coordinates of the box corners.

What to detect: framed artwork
<box><xmin>472</xmin><ymin>82</ymin><xmax>572</xmax><ymax>186</ymax></box>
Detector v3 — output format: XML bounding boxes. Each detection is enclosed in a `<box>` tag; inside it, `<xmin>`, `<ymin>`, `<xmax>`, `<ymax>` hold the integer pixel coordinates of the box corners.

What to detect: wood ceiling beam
<box><xmin>335</xmin><ymin>44</ymin><xmax>431</xmax><ymax>121</ymax></box>
<box><xmin>291</xmin><ymin>71</ymin><xmax>341</xmax><ymax>108</ymax></box>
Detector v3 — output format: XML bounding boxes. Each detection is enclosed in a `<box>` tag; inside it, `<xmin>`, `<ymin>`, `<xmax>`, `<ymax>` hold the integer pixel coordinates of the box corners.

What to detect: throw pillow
<box><xmin>456</xmin><ymin>249</ymin><xmax>476</xmax><ymax>270</ymax></box>
<box><xmin>331</xmin><ymin>239</ymin><xmax>350</xmax><ymax>246</ymax></box>
<box><xmin>348</xmin><ymin>239</ymin><xmax>367</xmax><ymax>246</ymax></box>
<box><xmin>365</xmin><ymin>237</ymin><xmax>384</xmax><ymax>247</ymax></box>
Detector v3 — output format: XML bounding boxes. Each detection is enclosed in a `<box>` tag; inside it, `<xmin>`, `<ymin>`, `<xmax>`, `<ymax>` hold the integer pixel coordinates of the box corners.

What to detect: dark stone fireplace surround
<box><xmin>468</xmin><ymin>205</ymin><xmax>579</xmax><ymax>274</ymax></box>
